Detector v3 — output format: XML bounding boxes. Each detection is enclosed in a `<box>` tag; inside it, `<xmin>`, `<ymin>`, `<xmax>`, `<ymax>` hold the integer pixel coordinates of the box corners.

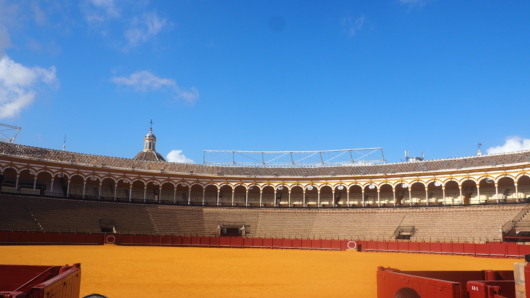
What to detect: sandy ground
<box><xmin>0</xmin><ymin>245</ymin><xmax>521</xmax><ymax>298</ymax></box>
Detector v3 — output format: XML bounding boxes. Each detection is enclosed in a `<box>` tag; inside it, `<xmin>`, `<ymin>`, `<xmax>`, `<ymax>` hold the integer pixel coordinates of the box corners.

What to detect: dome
<box><xmin>133</xmin><ymin>150</ymin><xmax>166</xmax><ymax>162</ymax></box>
<box><xmin>145</xmin><ymin>129</ymin><xmax>155</xmax><ymax>138</ymax></box>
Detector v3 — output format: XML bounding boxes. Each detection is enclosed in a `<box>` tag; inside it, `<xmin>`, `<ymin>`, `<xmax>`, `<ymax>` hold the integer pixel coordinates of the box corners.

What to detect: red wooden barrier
<box><xmin>272</xmin><ymin>238</ymin><xmax>282</xmax><ymax>248</ymax></box>
<box><xmin>253</xmin><ymin>238</ymin><xmax>263</xmax><ymax>248</ymax></box>
<box><xmin>291</xmin><ymin>239</ymin><xmax>301</xmax><ymax>249</ymax></box>
<box><xmin>231</xmin><ymin>237</ymin><xmax>243</xmax><ymax>248</ymax></box>
<box><xmin>283</xmin><ymin>238</ymin><xmax>292</xmax><ymax>248</ymax></box>
<box><xmin>263</xmin><ymin>238</ymin><xmax>273</xmax><ymax>248</ymax></box>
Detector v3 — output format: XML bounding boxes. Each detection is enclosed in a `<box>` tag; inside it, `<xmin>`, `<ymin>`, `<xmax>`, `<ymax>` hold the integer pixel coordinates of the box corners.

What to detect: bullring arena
<box><xmin>2</xmin><ymin>128</ymin><xmax>530</xmax><ymax>297</ymax></box>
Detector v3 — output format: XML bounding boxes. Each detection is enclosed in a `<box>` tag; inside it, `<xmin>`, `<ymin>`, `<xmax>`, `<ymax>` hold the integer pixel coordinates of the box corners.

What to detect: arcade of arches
<box><xmin>2</xmin><ymin>165</ymin><xmax>530</xmax><ymax>207</ymax></box>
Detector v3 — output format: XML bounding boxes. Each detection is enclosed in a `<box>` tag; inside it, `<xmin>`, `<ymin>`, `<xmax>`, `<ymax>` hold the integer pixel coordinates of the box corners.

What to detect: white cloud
<box><xmin>166</xmin><ymin>150</ymin><xmax>194</xmax><ymax>163</ymax></box>
<box><xmin>342</xmin><ymin>14</ymin><xmax>365</xmax><ymax>37</ymax></box>
<box><xmin>0</xmin><ymin>55</ymin><xmax>58</xmax><ymax>119</ymax></box>
<box><xmin>111</xmin><ymin>71</ymin><xmax>199</xmax><ymax>103</ymax></box>
<box><xmin>82</xmin><ymin>0</ymin><xmax>120</xmax><ymax>26</ymax></box>
<box><xmin>125</xmin><ymin>12</ymin><xmax>168</xmax><ymax>48</ymax></box>
<box><xmin>486</xmin><ymin>137</ymin><xmax>530</xmax><ymax>154</ymax></box>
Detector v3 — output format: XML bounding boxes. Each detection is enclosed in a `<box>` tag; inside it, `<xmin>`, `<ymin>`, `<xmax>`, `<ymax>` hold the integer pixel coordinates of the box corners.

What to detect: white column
<box><xmin>82</xmin><ymin>181</ymin><xmax>87</xmax><ymax>199</ymax></box>
<box><xmin>246</xmin><ymin>190</ymin><xmax>249</xmax><ymax>206</ymax></box>
<box><xmin>33</xmin><ymin>176</ymin><xmax>37</xmax><ymax>191</ymax></box>
<box><xmin>361</xmin><ymin>188</ymin><xmax>365</xmax><ymax>207</ymax></box>
<box><xmin>408</xmin><ymin>187</ymin><xmax>412</xmax><ymax>206</ymax></box>
<box><xmin>217</xmin><ymin>188</ymin><xmax>220</xmax><ymax>206</ymax></box>
<box><xmin>202</xmin><ymin>189</ymin><xmax>205</xmax><ymax>205</ymax></box>
<box><xmin>273</xmin><ymin>189</ymin><xmax>277</xmax><ymax>206</ymax></box>
<box><xmin>288</xmin><ymin>189</ymin><xmax>291</xmax><ymax>206</ymax></box>
<box><xmin>50</xmin><ymin>177</ymin><xmax>54</xmax><ymax>196</ymax></box>
<box><xmin>346</xmin><ymin>188</ymin><xmax>350</xmax><ymax>206</ymax></box>
<box><xmin>392</xmin><ymin>188</ymin><xmax>396</xmax><ymax>206</ymax></box>
<box><xmin>377</xmin><ymin>189</ymin><xmax>381</xmax><ymax>207</ymax></box>
<box><xmin>317</xmin><ymin>191</ymin><xmax>321</xmax><ymax>207</ymax></box>
<box><xmin>513</xmin><ymin>182</ymin><xmax>519</xmax><ymax>203</ymax></box>
<box><xmin>332</xmin><ymin>189</ymin><xmax>335</xmax><ymax>206</ymax></box>
<box><xmin>495</xmin><ymin>183</ymin><xmax>499</xmax><ymax>203</ymax></box>
<box><xmin>99</xmin><ymin>182</ymin><xmax>103</xmax><ymax>200</ymax></box>
<box><xmin>173</xmin><ymin>185</ymin><xmax>177</xmax><ymax>204</ymax></box>
<box><xmin>15</xmin><ymin>174</ymin><xmax>19</xmax><ymax>191</ymax></box>
<box><xmin>459</xmin><ymin>185</ymin><xmax>463</xmax><ymax>205</ymax></box>
<box><xmin>260</xmin><ymin>190</ymin><xmax>263</xmax><ymax>206</ymax></box>
<box><xmin>232</xmin><ymin>188</ymin><xmax>235</xmax><ymax>206</ymax></box>
<box><xmin>129</xmin><ymin>185</ymin><xmax>132</xmax><ymax>202</ymax></box>
<box><xmin>159</xmin><ymin>186</ymin><xmax>162</xmax><ymax>203</ymax></box>
<box><xmin>425</xmin><ymin>187</ymin><xmax>429</xmax><ymax>206</ymax></box>
<box><xmin>442</xmin><ymin>186</ymin><xmax>446</xmax><ymax>205</ymax></box>
<box><xmin>143</xmin><ymin>186</ymin><xmax>147</xmax><ymax>203</ymax></box>
<box><xmin>476</xmin><ymin>185</ymin><xmax>480</xmax><ymax>203</ymax></box>
<box><xmin>188</xmin><ymin>188</ymin><xmax>191</xmax><ymax>205</ymax></box>
<box><xmin>114</xmin><ymin>183</ymin><xmax>117</xmax><ymax>201</ymax></box>
<box><xmin>303</xmin><ymin>190</ymin><xmax>306</xmax><ymax>207</ymax></box>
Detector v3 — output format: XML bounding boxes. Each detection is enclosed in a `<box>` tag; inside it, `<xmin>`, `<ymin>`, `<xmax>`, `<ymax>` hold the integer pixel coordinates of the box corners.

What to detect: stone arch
<box><xmin>305</xmin><ymin>185</ymin><xmax>318</xmax><ymax>207</ymax></box>
<box><xmin>190</xmin><ymin>183</ymin><xmax>205</xmax><ymax>206</ymax></box>
<box><xmin>177</xmin><ymin>183</ymin><xmax>191</xmax><ymax>205</ymax></box>
<box><xmin>333</xmin><ymin>184</ymin><xmax>347</xmax><ymax>206</ymax></box>
<box><xmin>203</xmin><ymin>184</ymin><xmax>217</xmax><ymax>206</ymax></box>
<box><xmin>247</xmin><ymin>184</ymin><xmax>261</xmax><ymax>206</ymax></box>
<box><xmin>498</xmin><ymin>176</ymin><xmax>516</xmax><ymax>203</ymax></box>
<box><xmin>319</xmin><ymin>185</ymin><xmax>333</xmax><ymax>206</ymax></box>
<box><xmin>363</xmin><ymin>183</ymin><xmax>378</xmax><ymax>207</ymax></box>
<box><xmin>0</xmin><ymin>167</ymin><xmax>17</xmax><ymax>193</ymax></box>
<box><xmin>518</xmin><ymin>175</ymin><xmax>530</xmax><ymax>202</ymax></box>
<box><xmin>444</xmin><ymin>180</ymin><xmax>460</xmax><ymax>205</ymax></box>
<box><xmin>159</xmin><ymin>181</ymin><xmax>174</xmax><ymax>204</ymax></box>
<box><xmin>409</xmin><ymin>181</ymin><xmax>426</xmax><ymax>206</ymax></box>
<box><xmin>130</xmin><ymin>180</ymin><xmax>145</xmax><ymax>202</ymax></box>
<box><xmin>348</xmin><ymin>184</ymin><xmax>362</xmax><ymax>206</ymax></box>
<box><xmin>460</xmin><ymin>179</ymin><xmax>478</xmax><ymax>205</ymax></box>
<box><xmin>379</xmin><ymin>183</ymin><xmax>393</xmax><ymax>206</ymax></box>
<box><xmin>394</xmin><ymin>182</ymin><xmax>409</xmax><ymax>206</ymax></box>
<box><xmin>261</xmin><ymin>185</ymin><xmax>275</xmax><ymax>207</ymax></box>
<box><xmin>426</xmin><ymin>180</ymin><xmax>444</xmax><ymax>205</ymax></box>
<box><xmin>233</xmin><ymin>185</ymin><xmax>247</xmax><ymax>206</ymax></box>
<box><xmin>219</xmin><ymin>184</ymin><xmax>233</xmax><ymax>206</ymax></box>
<box><xmin>100</xmin><ymin>177</ymin><xmax>116</xmax><ymax>201</ymax></box>
<box><xmin>290</xmin><ymin>185</ymin><xmax>304</xmax><ymax>206</ymax></box>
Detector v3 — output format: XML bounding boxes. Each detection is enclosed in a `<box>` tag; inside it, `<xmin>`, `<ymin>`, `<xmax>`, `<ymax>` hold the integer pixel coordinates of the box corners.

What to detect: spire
<box><xmin>134</xmin><ymin>120</ymin><xmax>166</xmax><ymax>161</ymax></box>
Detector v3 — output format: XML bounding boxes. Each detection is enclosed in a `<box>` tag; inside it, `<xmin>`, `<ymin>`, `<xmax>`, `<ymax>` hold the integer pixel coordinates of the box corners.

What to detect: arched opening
<box><xmin>333</xmin><ymin>185</ymin><xmax>347</xmax><ymax>207</ymax></box>
<box><xmin>159</xmin><ymin>182</ymin><xmax>174</xmax><ymax>204</ymax></box>
<box><xmin>100</xmin><ymin>178</ymin><xmax>115</xmax><ymax>201</ymax></box>
<box><xmin>518</xmin><ymin>175</ymin><xmax>530</xmax><ymax>202</ymax></box>
<box><xmin>379</xmin><ymin>184</ymin><xmax>393</xmax><ymax>206</ymax></box>
<box><xmin>320</xmin><ymin>185</ymin><xmax>333</xmax><ymax>207</ymax></box>
<box><xmin>348</xmin><ymin>185</ymin><xmax>362</xmax><ymax>206</ymax></box>
<box><xmin>190</xmin><ymin>184</ymin><xmax>204</xmax><ymax>205</ymax></box>
<box><xmin>461</xmin><ymin>179</ymin><xmax>478</xmax><ymax>205</ymax></box>
<box><xmin>248</xmin><ymin>185</ymin><xmax>260</xmax><ymax>206</ymax></box>
<box><xmin>410</xmin><ymin>182</ymin><xmax>425</xmax><ymax>206</ymax></box>
<box><xmin>426</xmin><ymin>181</ymin><xmax>443</xmax><ymax>205</ymax></box>
<box><xmin>219</xmin><ymin>184</ymin><xmax>232</xmax><ymax>206</ymax></box>
<box><xmin>234</xmin><ymin>185</ymin><xmax>247</xmax><ymax>206</ymax></box>
<box><xmin>204</xmin><ymin>185</ymin><xmax>217</xmax><ymax>206</ymax></box>
<box><xmin>498</xmin><ymin>176</ymin><xmax>516</xmax><ymax>203</ymax></box>
<box><xmin>305</xmin><ymin>186</ymin><xmax>318</xmax><ymax>207</ymax></box>
<box><xmin>1</xmin><ymin>167</ymin><xmax>18</xmax><ymax>193</ymax></box>
<box><xmin>176</xmin><ymin>183</ymin><xmax>189</xmax><ymax>205</ymax></box>
<box><xmin>444</xmin><ymin>180</ymin><xmax>460</xmax><ymax>205</ymax></box>
<box><xmin>116</xmin><ymin>179</ymin><xmax>131</xmax><ymax>202</ymax></box>
<box><xmin>291</xmin><ymin>185</ymin><xmax>304</xmax><ymax>207</ymax></box>
<box><xmin>144</xmin><ymin>181</ymin><xmax>159</xmax><ymax>203</ymax></box>
<box><xmin>130</xmin><ymin>180</ymin><xmax>145</xmax><ymax>203</ymax></box>
<box><xmin>363</xmin><ymin>184</ymin><xmax>377</xmax><ymax>207</ymax></box>
<box><xmin>394</xmin><ymin>183</ymin><xmax>409</xmax><ymax>206</ymax></box>
<box><xmin>84</xmin><ymin>176</ymin><xmax>101</xmax><ymax>200</ymax></box>
<box><xmin>262</xmin><ymin>185</ymin><xmax>275</xmax><ymax>207</ymax></box>
<box><xmin>478</xmin><ymin>177</ymin><xmax>496</xmax><ymax>203</ymax></box>
<box><xmin>276</xmin><ymin>185</ymin><xmax>287</xmax><ymax>207</ymax></box>
<box><xmin>35</xmin><ymin>171</ymin><xmax>52</xmax><ymax>196</ymax></box>
<box><xmin>17</xmin><ymin>169</ymin><xmax>37</xmax><ymax>195</ymax></box>
<box><xmin>68</xmin><ymin>175</ymin><xmax>85</xmax><ymax>199</ymax></box>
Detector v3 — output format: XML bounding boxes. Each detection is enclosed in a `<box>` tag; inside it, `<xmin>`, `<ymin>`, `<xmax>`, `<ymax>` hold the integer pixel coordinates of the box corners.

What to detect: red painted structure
<box><xmin>0</xmin><ymin>264</ymin><xmax>81</xmax><ymax>298</ymax></box>
<box><xmin>2</xmin><ymin>231</ymin><xmax>530</xmax><ymax>258</ymax></box>
<box><xmin>377</xmin><ymin>267</ymin><xmax>516</xmax><ymax>298</ymax></box>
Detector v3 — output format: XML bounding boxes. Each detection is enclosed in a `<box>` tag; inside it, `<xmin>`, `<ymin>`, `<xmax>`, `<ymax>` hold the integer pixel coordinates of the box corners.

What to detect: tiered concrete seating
<box><xmin>0</xmin><ymin>195</ymin><xmax>41</xmax><ymax>231</ymax></box>
<box><xmin>147</xmin><ymin>206</ymin><xmax>205</xmax><ymax>236</ymax></box>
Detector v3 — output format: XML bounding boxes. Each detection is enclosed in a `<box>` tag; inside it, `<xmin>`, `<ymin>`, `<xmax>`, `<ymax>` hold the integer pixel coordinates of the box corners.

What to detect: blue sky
<box><xmin>1</xmin><ymin>0</ymin><xmax>530</xmax><ymax>164</ymax></box>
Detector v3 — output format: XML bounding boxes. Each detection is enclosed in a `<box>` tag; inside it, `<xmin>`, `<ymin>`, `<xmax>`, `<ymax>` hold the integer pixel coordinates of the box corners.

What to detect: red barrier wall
<box><xmin>1</xmin><ymin>231</ymin><xmax>529</xmax><ymax>258</ymax></box>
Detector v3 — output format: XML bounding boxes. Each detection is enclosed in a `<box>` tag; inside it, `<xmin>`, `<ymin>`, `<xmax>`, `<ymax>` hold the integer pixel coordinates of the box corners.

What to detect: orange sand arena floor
<box><xmin>0</xmin><ymin>245</ymin><xmax>521</xmax><ymax>297</ymax></box>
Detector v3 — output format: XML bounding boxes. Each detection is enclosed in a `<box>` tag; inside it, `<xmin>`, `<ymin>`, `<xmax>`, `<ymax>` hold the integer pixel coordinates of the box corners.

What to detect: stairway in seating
<box><xmin>502</xmin><ymin>204</ymin><xmax>530</xmax><ymax>234</ymax></box>
<box><xmin>146</xmin><ymin>207</ymin><xmax>160</xmax><ymax>235</ymax></box>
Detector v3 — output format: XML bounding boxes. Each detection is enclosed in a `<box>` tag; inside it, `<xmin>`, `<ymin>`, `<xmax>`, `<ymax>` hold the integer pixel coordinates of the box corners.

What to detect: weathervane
<box><xmin>63</xmin><ymin>135</ymin><xmax>67</xmax><ymax>151</ymax></box>
<box><xmin>477</xmin><ymin>142</ymin><xmax>482</xmax><ymax>156</ymax></box>
<box><xmin>150</xmin><ymin>119</ymin><xmax>153</xmax><ymax>130</ymax></box>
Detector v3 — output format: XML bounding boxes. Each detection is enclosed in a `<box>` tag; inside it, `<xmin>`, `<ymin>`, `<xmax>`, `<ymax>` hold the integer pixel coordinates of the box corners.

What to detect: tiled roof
<box><xmin>1</xmin><ymin>142</ymin><xmax>529</xmax><ymax>177</ymax></box>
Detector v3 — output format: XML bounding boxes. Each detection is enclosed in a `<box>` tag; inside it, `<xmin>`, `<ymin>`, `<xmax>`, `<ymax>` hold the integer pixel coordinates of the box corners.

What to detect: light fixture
<box><xmin>337</xmin><ymin>185</ymin><xmax>344</xmax><ymax>190</ymax></box>
<box><xmin>307</xmin><ymin>185</ymin><xmax>314</xmax><ymax>191</ymax></box>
